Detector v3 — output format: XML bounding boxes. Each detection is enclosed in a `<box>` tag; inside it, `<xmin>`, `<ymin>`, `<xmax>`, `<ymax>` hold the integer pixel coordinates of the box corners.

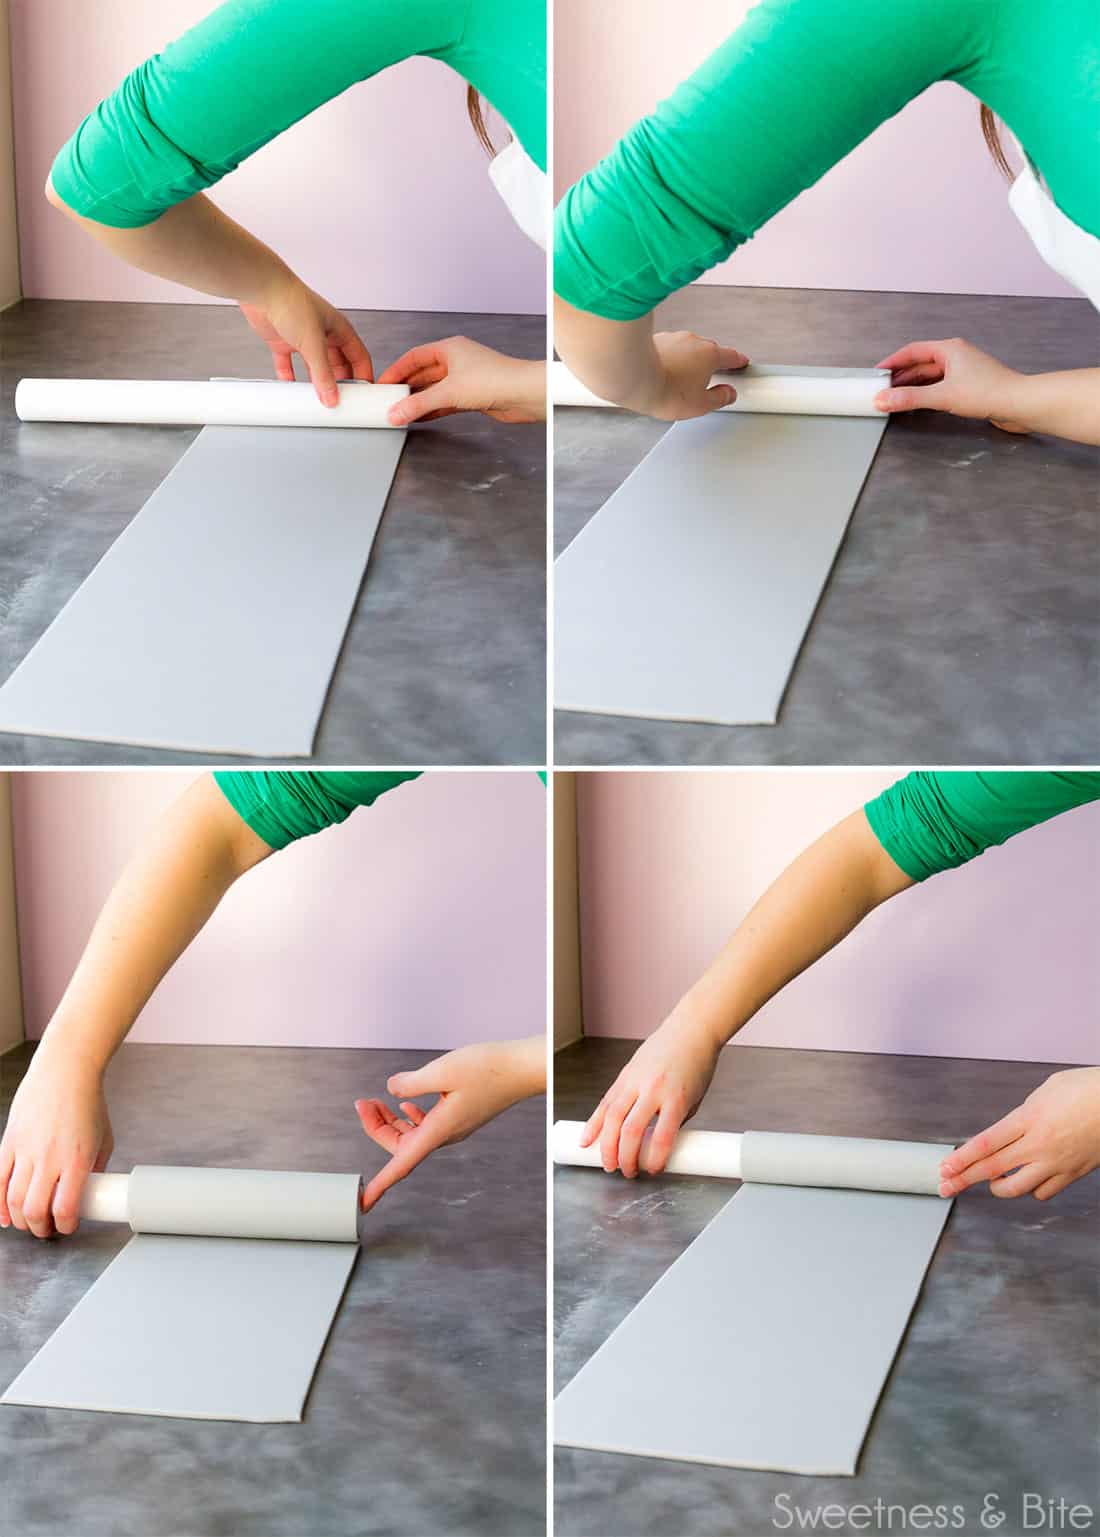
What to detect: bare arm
<box><xmin>585</xmin><ymin>810</ymin><xmax>914</xmax><ymax>1177</ymax></box>
<box><xmin>0</xmin><ymin>776</ymin><xmax>273</xmax><ymax>1237</ymax></box>
<box><xmin>46</xmin><ymin>176</ymin><xmax>374</xmax><ymax>404</ymax></box>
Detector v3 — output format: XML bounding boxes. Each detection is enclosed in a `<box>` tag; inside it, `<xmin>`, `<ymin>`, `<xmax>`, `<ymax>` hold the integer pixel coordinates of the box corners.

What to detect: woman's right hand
<box><xmin>0</xmin><ymin>1047</ymin><xmax>114</xmax><ymax>1238</ymax></box>
<box><xmin>240</xmin><ymin>273</ymin><xmax>374</xmax><ymax>407</ymax></box>
<box><xmin>580</xmin><ymin>1008</ymin><xmax>724</xmax><ymax>1178</ymax></box>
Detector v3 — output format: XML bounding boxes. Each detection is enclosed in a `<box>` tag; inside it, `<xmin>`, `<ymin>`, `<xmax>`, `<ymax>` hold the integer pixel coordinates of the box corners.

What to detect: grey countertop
<box><xmin>554</xmin><ymin>286</ymin><xmax>1100</xmax><ymax>766</ymax></box>
<box><xmin>554</xmin><ymin>1037</ymin><xmax>1099</xmax><ymax>1537</ymax></box>
<box><xmin>0</xmin><ymin>1041</ymin><xmax>546</xmax><ymax>1537</ymax></box>
<box><xmin>0</xmin><ymin>301</ymin><xmax>546</xmax><ymax>767</ymax></box>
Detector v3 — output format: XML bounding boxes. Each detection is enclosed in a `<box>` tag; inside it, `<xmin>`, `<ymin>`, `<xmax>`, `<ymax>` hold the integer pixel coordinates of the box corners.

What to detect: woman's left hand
<box><xmin>874</xmin><ymin>337</ymin><xmax>1030</xmax><ymax>433</ymax></box>
<box><xmin>939</xmin><ymin>1067</ymin><xmax>1100</xmax><ymax>1201</ymax></box>
<box><xmin>377</xmin><ymin>337</ymin><xmax>545</xmax><ymax>425</ymax></box>
<box><xmin>355</xmin><ymin>1036</ymin><xmax>545</xmax><ymax>1212</ymax></box>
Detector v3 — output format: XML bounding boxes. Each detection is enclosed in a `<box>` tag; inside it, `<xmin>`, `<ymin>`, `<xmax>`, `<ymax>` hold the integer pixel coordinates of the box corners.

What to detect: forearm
<box><xmin>673</xmin><ymin>810</ymin><xmax>914</xmax><ymax>1047</ymax></box>
<box><xmin>1004</xmin><ymin>368</ymin><xmax>1100</xmax><ymax>446</ymax></box>
<box><xmin>554</xmin><ymin>297</ymin><xmax>661</xmax><ymax>411</ymax></box>
<box><xmin>510</xmin><ymin>1034</ymin><xmax>548</xmax><ymax>1099</ymax></box>
<box><xmin>47</xmin><ymin>177</ymin><xmax>291</xmax><ymax>306</ymax></box>
<box><xmin>39</xmin><ymin>777</ymin><xmax>273</xmax><ymax>1075</ymax></box>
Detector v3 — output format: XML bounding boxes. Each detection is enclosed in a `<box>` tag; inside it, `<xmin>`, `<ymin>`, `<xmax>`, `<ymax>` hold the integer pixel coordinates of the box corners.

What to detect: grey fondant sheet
<box><xmin>554</xmin><ymin>387</ymin><xmax>887</xmax><ymax>725</ymax></box>
<box><xmin>0</xmin><ymin>424</ymin><xmax>406</xmax><ymax>756</ymax></box>
<box><xmin>554</xmin><ymin>1182</ymin><xmax>952</xmax><ymax>1476</ymax></box>
<box><xmin>1</xmin><ymin>1233</ymin><xmax>358</xmax><ymax>1422</ymax></box>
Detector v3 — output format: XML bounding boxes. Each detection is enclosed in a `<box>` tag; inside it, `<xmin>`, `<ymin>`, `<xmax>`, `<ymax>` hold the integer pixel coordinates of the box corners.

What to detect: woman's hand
<box><xmin>580</xmin><ymin>1009</ymin><xmax>724</xmax><ymax>1178</ymax></box>
<box><xmin>240</xmin><ymin>274</ymin><xmax>373</xmax><ymax>407</ymax></box>
<box><xmin>0</xmin><ymin>1046</ymin><xmax>114</xmax><ymax>1238</ymax></box>
<box><xmin>631</xmin><ymin>332</ymin><xmax>748</xmax><ymax>420</ymax></box>
<box><xmin>376</xmin><ymin>337</ymin><xmax>545</xmax><ymax>426</ymax></box>
<box><xmin>874</xmin><ymin>338</ymin><xmax>1029</xmax><ymax>432</ymax></box>
<box><xmin>356</xmin><ymin>1035</ymin><xmax>545</xmax><ymax>1212</ymax></box>
<box><xmin>939</xmin><ymin>1067</ymin><xmax>1100</xmax><ymax>1201</ymax></box>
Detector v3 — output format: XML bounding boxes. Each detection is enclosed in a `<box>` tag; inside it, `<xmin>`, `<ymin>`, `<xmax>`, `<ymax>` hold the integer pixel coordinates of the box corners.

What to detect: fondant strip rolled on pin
<box><xmin>552</xmin><ymin>1122</ymin><xmax>953</xmax><ymax>1195</ymax></box>
<box><xmin>80</xmin><ymin>1167</ymin><xmax>362</xmax><ymax>1242</ymax></box>
<box><xmin>14</xmin><ymin>377</ymin><xmax>409</xmax><ymax>429</ymax></box>
<box><xmin>551</xmin><ymin>360</ymin><xmax>889</xmax><ymax>417</ymax></box>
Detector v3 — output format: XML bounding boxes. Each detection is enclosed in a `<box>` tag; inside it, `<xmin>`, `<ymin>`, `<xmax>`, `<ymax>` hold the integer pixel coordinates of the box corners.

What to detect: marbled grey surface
<box><xmin>0</xmin><ymin>1042</ymin><xmax>546</xmax><ymax>1537</ymax></box>
<box><xmin>555</xmin><ymin>287</ymin><xmax>1100</xmax><ymax>766</ymax></box>
<box><xmin>554</xmin><ymin>1038</ymin><xmax>1100</xmax><ymax>1537</ymax></box>
<box><xmin>0</xmin><ymin>302</ymin><xmax>546</xmax><ymax>767</ymax></box>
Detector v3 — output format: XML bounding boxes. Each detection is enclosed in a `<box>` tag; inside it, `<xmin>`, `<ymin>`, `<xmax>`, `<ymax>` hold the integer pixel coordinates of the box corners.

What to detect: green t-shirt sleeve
<box><xmin>213</xmin><ymin>770</ymin><xmax>422</xmax><ymax>850</ymax></box>
<box><xmin>864</xmin><ymin>771</ymin><xmax>1100</xmax><ymax>883</ymax></box>
<box><xmin>554</xmin><ymin>0</ymin><xmax>989</xmax><ymax>320</ymax></box>
<box><xmin>50</xmin><ymin>0</ymin><xmax>465</xmax><ymax>227</ymax></box>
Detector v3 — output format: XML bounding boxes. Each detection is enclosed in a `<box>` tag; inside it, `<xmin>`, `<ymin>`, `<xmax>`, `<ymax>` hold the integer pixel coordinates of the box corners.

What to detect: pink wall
<box><xmin>576</xmin><ymin>772</ymin><xmax>1099</xmax><ymax>1065</ymax></box>
<box><xmin>13</xmin><ymin>771</ymin><xmax>546</xmax><ymax>1050</ymax></box>
<box><xmin>555</xmin><ymin>0</ymin><xmax>1077</xmax><ymax>300</ymax></box>
<box><xmin>9</xmin><ymin>1</ymin><xmax>543</xmax><ymax>313</ymax></box>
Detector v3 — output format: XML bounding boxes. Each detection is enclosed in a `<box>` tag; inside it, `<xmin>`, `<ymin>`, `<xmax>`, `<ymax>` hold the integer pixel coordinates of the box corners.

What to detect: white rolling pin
<box><xmin>552</xmin><ymin>1122</ymin><xmax>955</xmax><ymax>1196</ymax></box>
<box><xmin>79</xmin><ymin>1166</ymin><xmax>362</xmax><ymax>1242</ymax></box>
<box><xmin>15</xmin><ymin>377</ymin><xmax>409</xmax><ymax>430</ymax></box>
<box><xmin>551</xmin><ymin>360</ymin><xmax>889</xmax><ymax>417</ymax></box>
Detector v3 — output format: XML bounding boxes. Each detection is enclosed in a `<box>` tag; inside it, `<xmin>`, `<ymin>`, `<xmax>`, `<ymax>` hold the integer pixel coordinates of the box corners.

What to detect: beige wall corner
<box><xmin>553</xmin><ymin>772</ymin><xmax>583</xmax><ymax>1051</ymax></box>
<box><xmin>0</xmin><ymin>775</ymin><xmax>25</xmax><ymax>1053</ymax></box>
<box><xmin>0</xmin><ymin>0</ymin><xmax>21</xmax><ymax>310</ymax></box>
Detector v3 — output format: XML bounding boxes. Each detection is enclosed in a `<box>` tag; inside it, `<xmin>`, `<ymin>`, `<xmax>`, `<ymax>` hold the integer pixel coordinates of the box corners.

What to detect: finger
<box><xmin>53</xmin><ymin>1163</ymin><xmax>90</xmax><ymax>1236</ymax></box>
<box><xmin>1033</xmin><ymin>1171</ymin><xmax>1074</xmax><ymax>1202</ymax></box>
<box><xmin>328</xmin><ymin>345</ymin><xmax>352</xmax><ymax>382</ymax></box>
<box><xmin>399</xmin><ymin>1101</ymin><xmax>427</xmax><ymax>1127</ymax></box>
<box><xmin>875</xmin><ymin>342</ymin><xmax>944</xmax><ymax>372</ymax></box>
<box><xmin>22</xmin><ymin>1168</ymin><xmax>59</xmax><ymax>1239</ymax></box>
<box><xmin>355</xmin><ymin>1099</ymin><xmax>403</xmax><ymax>1155</ymax></box>
<box><xmin>269</xmin><ymin>344</ymin><xmax>297</xmax><ymax>384</ymax></box>
<box><xmin>874</xmin><ymin>383</ymin><xmax>948</xmax><ymax>414</ymax></box>
<box><xmin>387</xmin><ymin>1060</ymin><xmax>446</xmax><ymax>1099</ymax></box>
<box><xmin>644</xmin><ymin>1098</ymin><xmax>688</xmax><ymax>1175</ymax></box>
<box><xmin>703</xmin><ymin>383</ymin><xmax>736</xmax><ymax>413</ymax></box>
<box><xmin>0</xmin><ymin>1148</ymin><xmax>13</xmax><ymax>1229</ymax></box>
<box><xmin>6</xmin><ymin>1158</ymin><xmax>31</xmax><ymax>1231</ymax></box>
<box><xmin>941</xmin><ymin>1111</ymin><xmax>1029</xmax><ymax>1180</ymax></box>
<box><xmin>989</xmin><ymin>1163</ymin><xmax>1046</xmax><ymax>1199</ymax></box>
<box><xmin>939</xmin><ymin>1137</ymin><xmax>1027</xmax><ymax>1195</ymax></box>
<box><xmin>580</xmin><ymin>1096</ymin><xmax>609</xmax><ymax>1148</ymax></box>
<box><xmin>94</xmin><ymin>1131</ymin><xmax>114</xmax><ymax>1172</ymax></box>
<box><xmin>388</xmin><ymin>381</ymin><xmax>452</xmax><ymax>427</ymax></box>
<box><xmin>329</xmin><ymin>321</ymin><xmax>374</xmax><ymax>383</ymax></box>
<box><xmin>618</xmin><ymin>1094</ymin><xmax>659</xmax><ymax>1179</ymax></box>
<box><xmin>890</xmin><ymin>362</ymin><xmax>946</xmax><ymax>387</ymax></box>
<box><xmin>399</xmin><ymin>365</ymin><xmax>448</xmax><ymax>392</ymax></box>
<box><xmin>377</xmin><ymin>344</ymin><xmax>445</xmax><ymax>387</ymax></box>
<box><xmin>713</xmin><ymin>347</ymin><xmax>750</xmax><ymax>371</ymax></box>
<box><xmin>599</xmin><ymin>1090</ymin><xmax>636</xmax><ymax>1174</ymax></box>
<box><xmin>301</xmin><ymin>328</ymin><xmax>339</xmax><ymax>408</ymax></box>
<box><xmin>360</xmin><ymin>1110</ymin><xmax>450</xmax><ymax>1213</ymax></box>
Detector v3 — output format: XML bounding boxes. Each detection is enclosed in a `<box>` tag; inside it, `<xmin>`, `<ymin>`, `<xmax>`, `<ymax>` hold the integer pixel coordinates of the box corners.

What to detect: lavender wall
<box><xmin>9</xmin><ymin>0</ymin><xmax>543</xmax><ymax>313</ymax></box>
<box><xmin>13</xmin><ymin>771</ymin><xmax>546</xmax><ymax>1051</ymax></box>
<box><xmin>576</xmin><ymin>772</ymin><xmax>1099</xmax><ymax>1064</ymax></box>
<box><xmin>555</xmin><ymin>0</ymin><xmax>1076</xmax><ymax>300</ymax></box>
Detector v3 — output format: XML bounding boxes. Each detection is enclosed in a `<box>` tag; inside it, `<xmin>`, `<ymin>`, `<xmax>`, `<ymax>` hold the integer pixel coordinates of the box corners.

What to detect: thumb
<box><xmin>302</xmin><ymin>326</ymin><xmax>339</xmax><ymax>408</ymax></box>
<box><xmin>704</xmin><ymin>383</ymin><xmax>736</xmax><ymax>413</ymax></box>
<box><xmin>875</xmin><ymin>383</ymin><xmax>944</xmax><ymax>415</ymax></box>
<box><xmin>388</xmin><ymin>380</ymin><xmax>453</xmax><ymax>427</ymax></box>
<box><xmin>387</xmin><ymin>1060</ymin><xmax>446</xmax><ymax>1099</ymax></box>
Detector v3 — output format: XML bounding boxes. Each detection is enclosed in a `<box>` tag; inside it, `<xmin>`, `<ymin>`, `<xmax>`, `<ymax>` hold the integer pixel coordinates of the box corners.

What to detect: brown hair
<box><xmin>980</xmin><ymin>104</ymin><xmax>1013</xmax><ymax>180</ymax></box>
<box><xmin>467</xmin><ymin>86</ymin><xmax>495</xmax><ymax>155</ymax></box>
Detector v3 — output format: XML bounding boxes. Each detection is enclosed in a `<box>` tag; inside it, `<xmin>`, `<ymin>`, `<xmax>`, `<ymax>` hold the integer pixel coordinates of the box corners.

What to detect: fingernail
<box><xmin>874</xmin><ymin>391</ymin><xmax>890</xmax><ymax>409</ymax></box>
<box><xmin>388</xmin><ymin>408</ymin><xmax>407</xmax><ymax>426</ymax></box>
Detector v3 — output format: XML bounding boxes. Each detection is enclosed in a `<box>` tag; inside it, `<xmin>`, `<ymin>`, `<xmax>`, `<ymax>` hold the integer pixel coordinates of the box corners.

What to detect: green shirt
<box><xmin>865</xmin><ymin>771</ymin><xmax>1100</xmax><ymax>884</ymax></box>
<box><xmin>214</xmin><ymin>770</ymin><xmax>422</xmax><ymax>849</ymax></box>
<box><xmin>555</xmin><ymin>0</ymin><xmax>1100</xmax><ymax>319</ymax></box>
<box><xmin>52</xmin><ymin>0</ymin><xmax>545</xmax><ymax>228</ymax></box>
<box><xmin>214</xmin><ymin>769</ymin><xmax>545</xmax><ymax>849</ymax></box>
